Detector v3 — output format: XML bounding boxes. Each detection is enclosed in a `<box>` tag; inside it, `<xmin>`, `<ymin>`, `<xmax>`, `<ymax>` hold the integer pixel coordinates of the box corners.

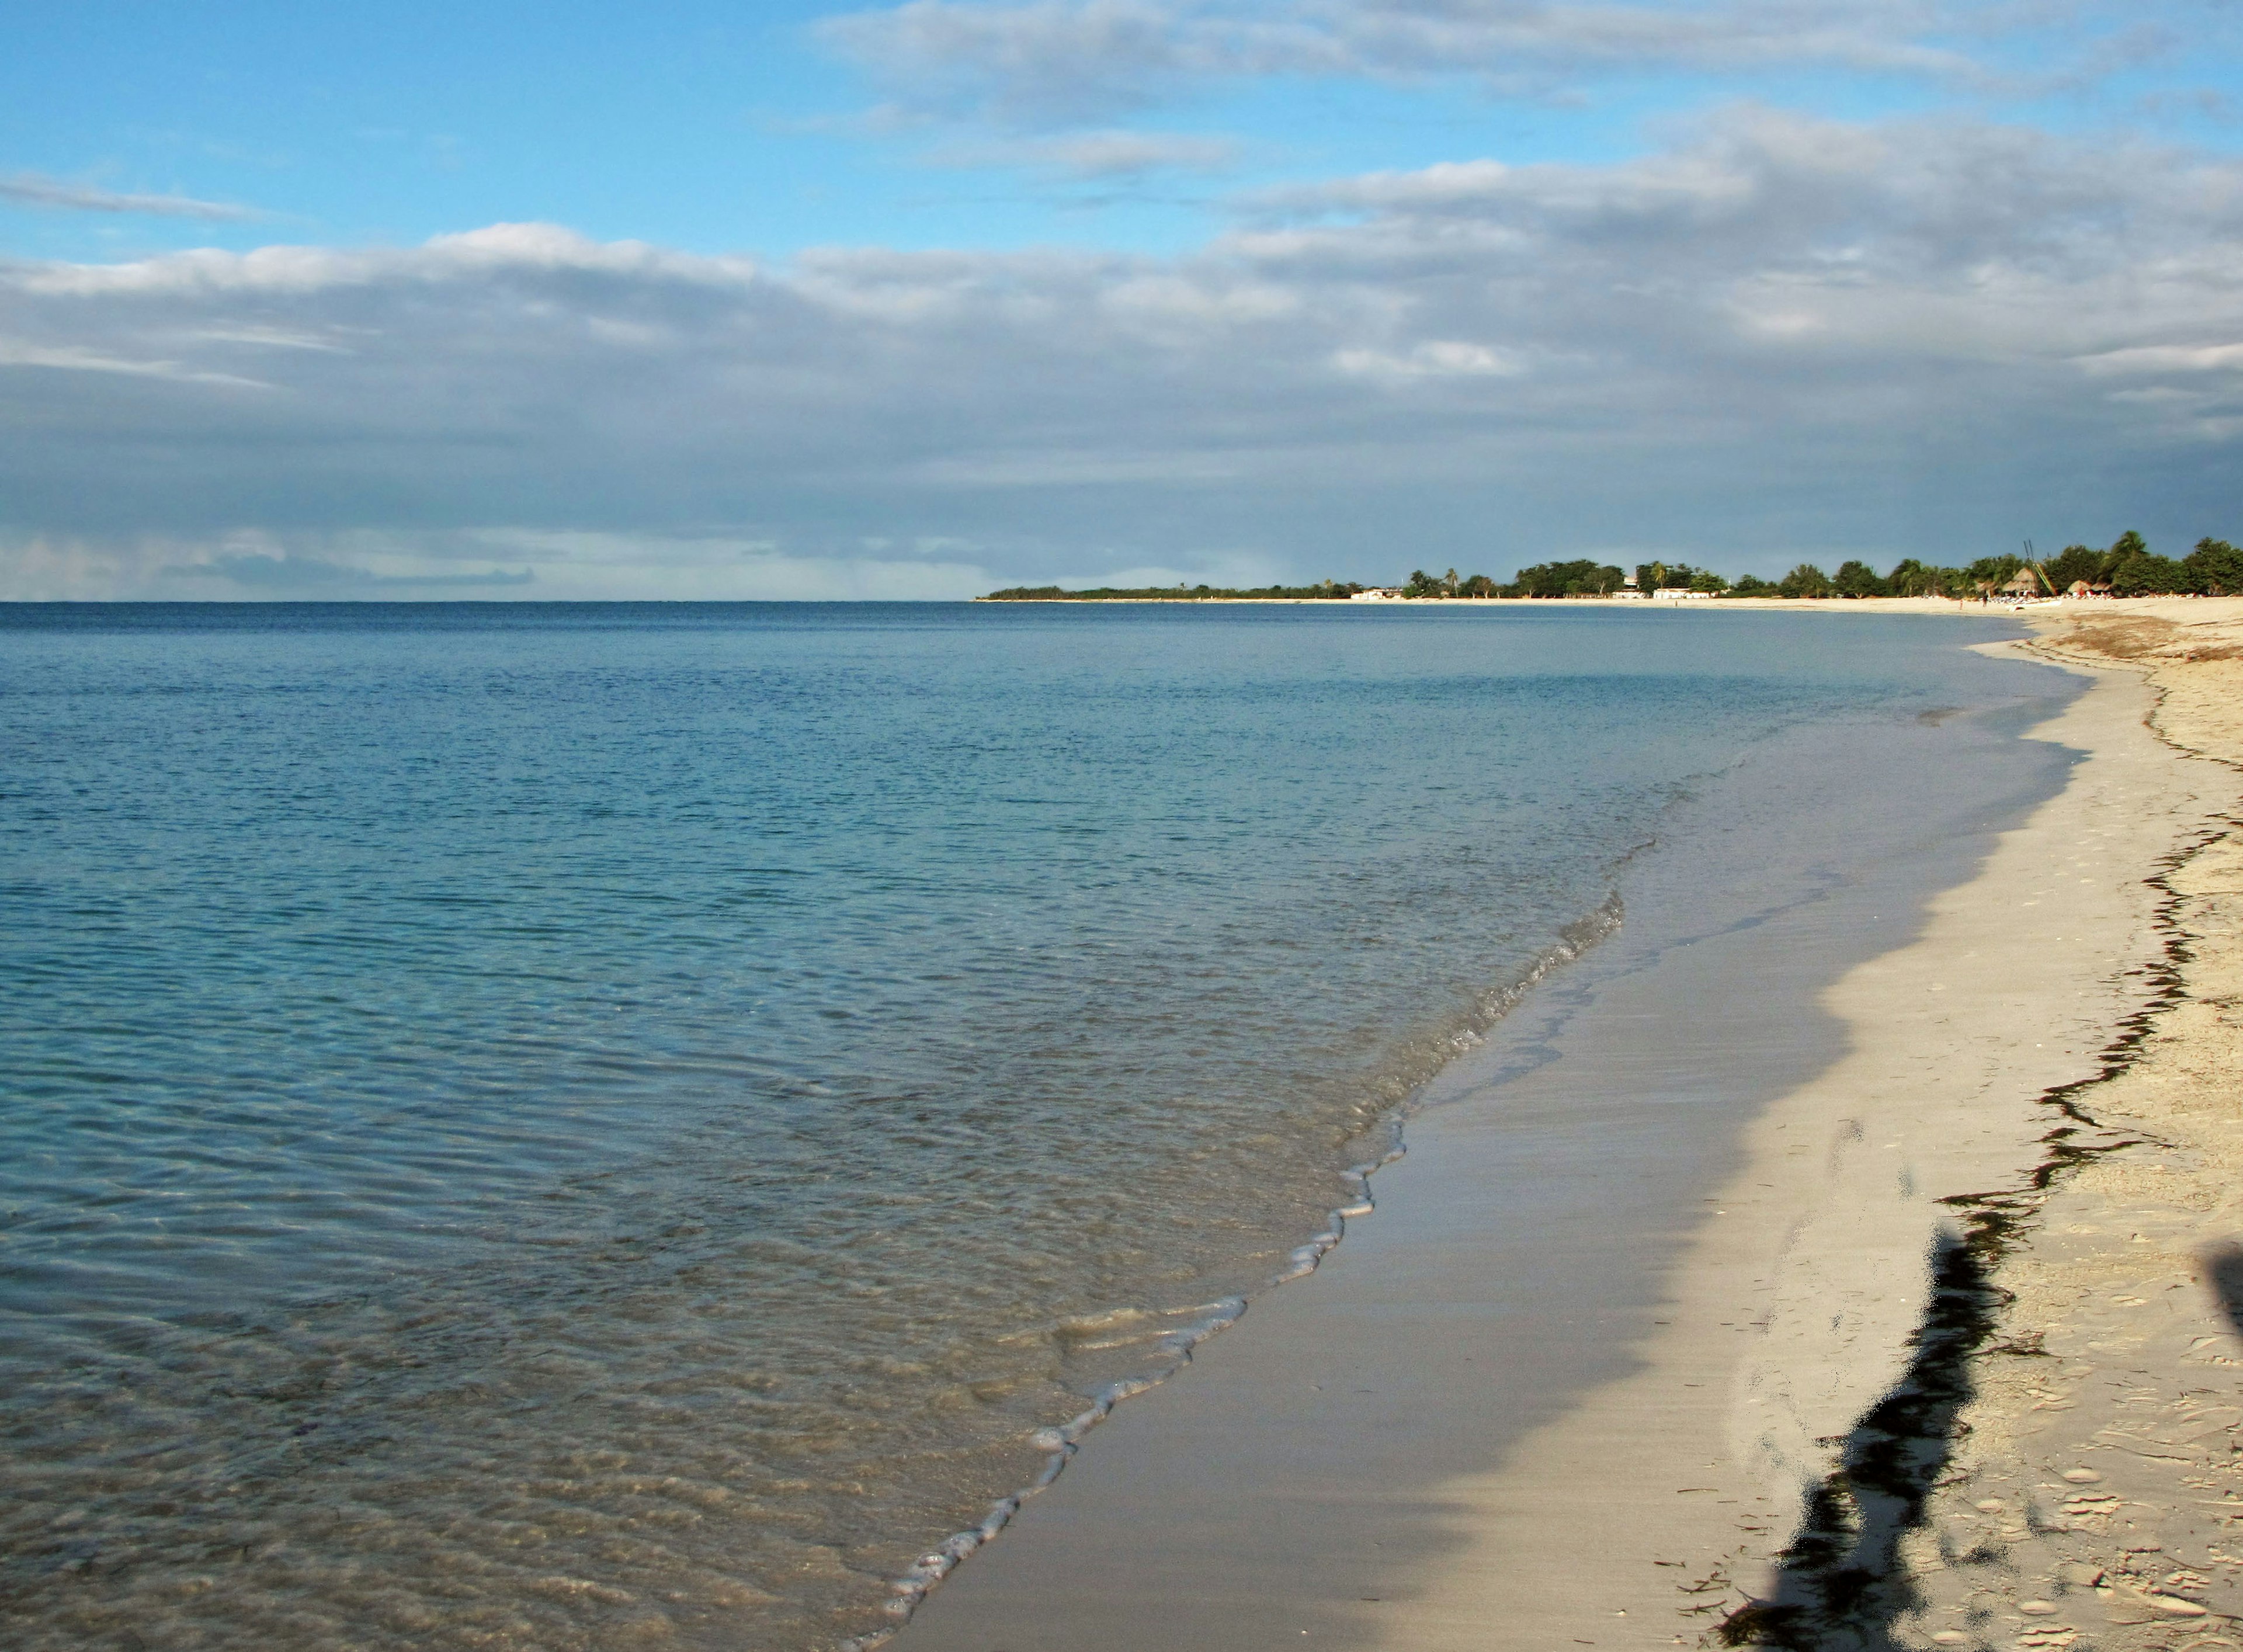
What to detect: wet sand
<box><xmin>894</xmin><ymin>622</ymin><xmax>2228</xmax><ymax>1651</ymax></box>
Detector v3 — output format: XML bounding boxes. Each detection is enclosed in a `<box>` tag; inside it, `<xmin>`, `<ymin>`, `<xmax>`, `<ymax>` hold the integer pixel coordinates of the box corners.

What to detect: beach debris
<box><xmin>2061</xmin><ymin>1468</ymin><xmax>2103</xmax><ymax>1483</ymax></box>
<box><xmin>2019</xmin><ymin>1599</ymin><xmax>2059</xmax><ymax>1613</ymax></box>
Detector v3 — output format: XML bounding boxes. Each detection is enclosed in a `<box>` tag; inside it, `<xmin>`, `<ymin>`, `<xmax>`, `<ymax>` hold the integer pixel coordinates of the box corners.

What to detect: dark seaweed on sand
<box><xmin>1717</xmin><ymin>823</ymin><xmax>2205</xmax><ymax>1649</ymax></box>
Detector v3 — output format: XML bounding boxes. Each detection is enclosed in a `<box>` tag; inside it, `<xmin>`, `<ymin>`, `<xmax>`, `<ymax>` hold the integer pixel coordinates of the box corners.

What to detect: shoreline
<box><xmin>894</xmin><ymin>620</ymin><xmax>2127</xmax><ymax>1651</ymax></box>
<box><xmin>1372</xmin><ymin>641</ymin><xmax>2234</xmax><ymax>1648</ymax></box>
<box><xmin>1311</xmin><ymin>637</ymin><xmax>2233</xmax><ymax>1649</ymax></box>
<box><xmin>968</xmin><ymin>596</ymin><xmax>2176</xmax><ymax>615</ymax></box>
<box><xmin>1343</xmin><ymin>601</ymin><xmax>2243</xmax><ymax>1648</ymax></box>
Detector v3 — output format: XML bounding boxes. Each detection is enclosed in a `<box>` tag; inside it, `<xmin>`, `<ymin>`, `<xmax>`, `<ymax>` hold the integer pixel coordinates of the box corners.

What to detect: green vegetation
<box><xmin>1508</xmin><ymin>560</ymin><xmax>1627</xmax><ymax>597</ymax></box>
<box><xmin>2189</xmin><ymin>538</ymin><xmax>2243</xmax><ymax>594</ymax></box>
<box><xmin>2040</xmin><ymin>532</ymin><xmax>2243</xmax><ymax>596</ymax></box>
<box><xmin>1832</xmin><ymin>560</ymin><xmax>1885</xmax><ymax>598</ymax></box>
<box><xmin>1884</xmin><ymin>559</ymin><xmax>1941</xmax><ymax>597</ymax></box>
<box><xmin>984</xmin><ymin>530</ymin><xmax>2243</xmax><ymax>603</ymax></box>
<box><xmin>1728</xmin><ymin>531</ymin><xmax>2243</xmax><ymax>602</ymax></box>
<box><xmin>1632</xmin><ymin>561</ymin><xmax>1727</xmax><ymax>595</ymax></box>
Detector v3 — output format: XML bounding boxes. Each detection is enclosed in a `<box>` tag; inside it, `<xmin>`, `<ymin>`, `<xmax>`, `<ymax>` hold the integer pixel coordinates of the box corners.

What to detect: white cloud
<box><xmin>186</xmin><ymin>324</ymin><xmax>360</xmax><ymax>353</ymax></box>
<box><xmin>1034</xmin><ymin>549</ymin><xmax>1297</xmax><ymax>587</ymax></box>
<box><xmin>815</xmin><ymin>0</ymin><xmax>2144</xmax><ymax>123</ymax></box>
<box><xmin>925</xmin><ymin>127</ymin><xmax>1243</xmax><ymax>177</ymax></box>
<box><xmin>0</xmin><ymin>336</ymin><xmax>275</xmax><ymax>387</ymax></box>
<box><xmin>4</xmin><ymin>110</ymin><xmax>2242</xmax><ymax>596</ymax></box>
<box><xmin>2075</xmin><ymin>342</ymin><xmax>2243</xmax><ymax>375</ymax></box>
<box><xmin>0</xmin><ymin>529</ymin><xmax>996</xmax><ymax>602</ymax></box>
<box><xmin>9</xmin><ymin>223</ymin><xmax>758</xmax><ymax>299</ymax></box>
<box><xmin>1334</xmin><ymin>340</ymin><xmax>1529</xmax><ymax>378</ymax></box>
<box><xmin>0</xmin><ymin>171</ymin><xmax>261</xmax><ymax>220</ymax></box>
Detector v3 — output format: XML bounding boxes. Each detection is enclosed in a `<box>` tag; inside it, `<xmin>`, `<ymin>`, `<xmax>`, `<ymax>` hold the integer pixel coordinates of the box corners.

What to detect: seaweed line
<box><xmin>1712</xmin><ymin>786</ymin><xmax>2227</xmax><ymax>1649</ymax></box>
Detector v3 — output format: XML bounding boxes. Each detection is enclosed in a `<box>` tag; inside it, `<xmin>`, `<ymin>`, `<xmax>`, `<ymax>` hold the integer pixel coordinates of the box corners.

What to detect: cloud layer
<box><xmin>819</xmin><ymin>0</ymin><xmax>2155</xmax><ymax>122</ymax></box>
<box><xmin>925</xmin><ymin>127</ymin><xmax>1244</xmax><ymax>178</ymax></box>
<box><xmin>5</xmin><ymin>110</ymin><xmax>2242</xmax><ymax>597</ymax></box>
<box><xmin>1</xmin><ymin>172</ymin><xmax>260</xmax><ymax>220</ymax></box>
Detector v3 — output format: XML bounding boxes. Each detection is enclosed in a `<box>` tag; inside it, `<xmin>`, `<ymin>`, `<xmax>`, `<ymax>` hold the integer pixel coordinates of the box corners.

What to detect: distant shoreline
<box><xmin>972</xmin><ymin>592</ymin><xmax>2136</xmax><ymax>613</ymax></box>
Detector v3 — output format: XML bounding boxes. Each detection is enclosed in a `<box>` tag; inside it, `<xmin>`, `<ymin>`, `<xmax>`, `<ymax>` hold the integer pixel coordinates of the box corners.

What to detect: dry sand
<box><xmin>1885</xmin><ymin>600</ymin><xmax>2243</xmax><ymax>1652</ymax></box>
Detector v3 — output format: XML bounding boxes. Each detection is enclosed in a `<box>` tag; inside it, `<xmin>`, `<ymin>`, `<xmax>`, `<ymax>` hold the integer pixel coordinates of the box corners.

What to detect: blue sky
<box><xmin>13</xmin><ymin>1</ymin><xmax>2236</xmax><ymax>261</ymax></box>
<box><xmin>5</xmin><ymin>1</ymin><xmax>2243</xmax><ymax>596</ymax></box>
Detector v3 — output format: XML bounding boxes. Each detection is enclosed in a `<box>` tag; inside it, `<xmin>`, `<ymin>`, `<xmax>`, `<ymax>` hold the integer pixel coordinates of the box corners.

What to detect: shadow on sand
<box><xmin>1716</xmin><ymin>1228</ymin><xmax>2003</xmax><ymax>1651</ymax></box>
<box><xmin>2204</xmin><ymin>1243</ymin><xmax>2243</xmax><ymax>1339</ymax></box>
<box><xmin>1711</xmin><ymin>787</ymin><xmax>2221</xmax><ymax>1648</ymax></box>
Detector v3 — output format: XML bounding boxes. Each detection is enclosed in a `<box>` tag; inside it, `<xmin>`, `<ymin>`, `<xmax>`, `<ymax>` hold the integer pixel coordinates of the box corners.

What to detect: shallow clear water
<box><xmin>0</xmin><ymin>602</ymin><xmax>2041</xmax><ymax>1650</ymax></box>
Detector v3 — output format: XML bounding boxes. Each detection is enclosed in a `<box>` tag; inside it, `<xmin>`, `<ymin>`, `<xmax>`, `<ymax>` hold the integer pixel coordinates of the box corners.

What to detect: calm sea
<box><xmin>0</xmin><ymin>602</ymin><xmax>2049</xmax><ymax>1650</ymax></box>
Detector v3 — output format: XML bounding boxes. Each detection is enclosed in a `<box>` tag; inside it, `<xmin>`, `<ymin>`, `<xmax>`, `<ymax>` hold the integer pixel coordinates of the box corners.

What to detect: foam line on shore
<box><xmin>841</xmin><ymin>904</ymin><xmax>1629</xmax><ymax>1649</ymax></box>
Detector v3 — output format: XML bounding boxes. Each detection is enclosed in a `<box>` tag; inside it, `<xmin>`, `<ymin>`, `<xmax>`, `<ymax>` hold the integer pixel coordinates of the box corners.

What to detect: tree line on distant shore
<box><xmin>980</xmin><ymin>532</ymin><xmax>2243</xmax><ymax>602</ymax></box>
<box><xmin>1509</xmin><ymin>534</ymin><xmax>2243</xmax><ymax>599</ymax></box>
<box><xmin>1737</xmin><ymin>533</ymin><xmax>2243</xmax><ymax>600</ymax></box>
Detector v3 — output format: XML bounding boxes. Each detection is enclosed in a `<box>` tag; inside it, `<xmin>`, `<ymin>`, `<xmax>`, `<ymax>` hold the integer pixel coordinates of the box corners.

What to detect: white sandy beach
<box><xmin>1888</xmin><ymin>602</ymin><xmax>2243</xmax><ymax>1651</ymax></box>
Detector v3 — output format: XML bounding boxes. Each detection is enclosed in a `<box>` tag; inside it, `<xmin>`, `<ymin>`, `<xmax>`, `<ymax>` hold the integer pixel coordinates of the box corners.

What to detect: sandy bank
<box><xmin>967</xmin><ymin>595</ymin><xmax>2131</xmax><ymax>614</ymax></box>
<box><xmin>1310</xmin><ymin>633</ymin><xmax>2235</xmax><ymax>1648</ymax></box>
<box><xmin>1886</xmin><ymin>598</ymin><xmax>2243</xmax><ymax>1651</ymax></box>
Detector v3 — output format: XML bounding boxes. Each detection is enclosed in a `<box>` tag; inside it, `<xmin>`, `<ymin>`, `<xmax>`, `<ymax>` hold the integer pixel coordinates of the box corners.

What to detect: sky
<box><xmin>4</xmin><ymin>1</ymin><xmax>2242</xmax><ymax>598</ymax></box>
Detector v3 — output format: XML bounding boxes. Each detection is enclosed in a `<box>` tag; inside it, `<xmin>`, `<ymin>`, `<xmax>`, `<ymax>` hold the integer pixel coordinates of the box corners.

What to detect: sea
<box><xmin>0</xmin><ymin>601</ymin><xmax>2071</xmax><ymax>1651</ymax></box>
